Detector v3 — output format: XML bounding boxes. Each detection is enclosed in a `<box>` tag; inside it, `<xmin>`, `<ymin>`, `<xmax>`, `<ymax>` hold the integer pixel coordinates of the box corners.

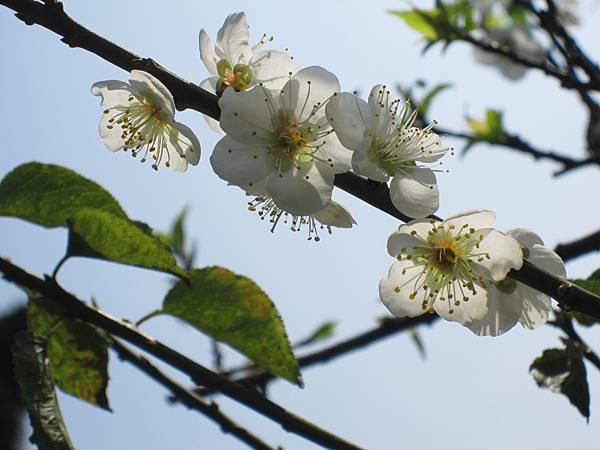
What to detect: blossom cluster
<box><xmin>90</xmin><ymin>11</ymin><xmax>567</xmax><ymax>336</ymax></box>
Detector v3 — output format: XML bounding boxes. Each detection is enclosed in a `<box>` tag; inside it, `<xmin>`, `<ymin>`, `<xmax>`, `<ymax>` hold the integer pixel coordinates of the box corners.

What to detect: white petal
<box><xmin>518</xmin><ymin>285</ymin><xmax>552</xmax><ymax>329</ymax></box>
<box><xmin>507</xmin><ymin>227</ymin><xmax>545</xmax><ymax>249</ymax></box>
<box><xmin>386</xmin><ymin>229</ymin><xmax>428</xmax><ymax>257</ymax></box>
<box><xmin>219</xmin><ymin>86</ymin><xmax>275</xmax><ymax>144</ymax></box>
<box><xmin>266</xmin><ymin>165</ymin><xmax>334</xmax><ymax>216</ymax></box>
<box><xmin>210</xmin><ymin>136</ymin><xmax>272</xmax><ymax>186</ymax></box>
<box><xmin>129</xmin><ymin>70</ymin><xmax>176</xmax><ymax>117</ymax></box>
<box><xmin>528</xmin><ymin>245</ymin><xmax>567</xmax><ymax>278</ymax></box>
<box><xmin>91</xmin><ymin>80</ymin><xmax>136</xmax><ymax>107</ymax></box>
<box><xmin>351</xmin><ymin>139</ymin><xmax>390</xmax><ymax>182</ymax></box>
<box><xmin>312</xmin><ymin>201</ymin><xmax>356</xmax><ymax>228</ymax></box>
<box><xmin>319</xmin><ymin>132</ymin><xmax>353</xmax><ymax>173</ymax></box>
<box><xmin>367</xmin><ymin>84</ymin><xmax>394</xmax><ymax>132</ymax></box>
<box><xmin>216</xmin><ymin>12</ymin><xmax>252</xmax><ymax>64</ymax></box>
<box><xmin>379</xmin><ymin>260</ymin><xmax>429</xmax><ymax>318</ymax></box>
<box><xmin>98</xmin><ymin>113</ymin><xmax>126</xmax><ymax>151</ymax></box>
<box><xmin>472</xmin><ymin>229</ymin><xmax>524</xmax><ymax>282</ymax></box>
<box><xmin>280</xmin><ymin>66</ymin><xmax>340</xmax><ymax>123</ymax></box>
<box><xmin>199</xmin><ymin>77</ymin><xmax>224</xmax><ymax>134</ymax></box>
<box><xmin>433</xmin><ymin>281</ymin><xmax>489</xmax><ymax>324</ymax></box>
<box><xmin>389</xmin><ymin>168</ymin><xmax>439</xmax><ymax>219</ymax></box>
<box><xmin>252</xmin><ymin>50</ymin><xmax>298</xmax><ymax>90</ymax></box>
<box><xmin>325</xmin><ymin>92</ymin><xmax>371</xmax><ymax>150</ymax></box>
<box><xmin>464</xmin><ymin>287</ymin><xmax>522</xmax><ymax>336</ymax></box>
<box><xmin>445</xmin><ymin>209</ymin><xmax>496</xmax><ymax>230</ymax></box>
<box><xmin>199</xmin><ymin>29</ymin><xmax>218</xmax><ymax>76</ymax></box>
<box><xmin>172</xmin><ymin>122</ymin><xmax>201</xmax><ymax>166</ymax></box>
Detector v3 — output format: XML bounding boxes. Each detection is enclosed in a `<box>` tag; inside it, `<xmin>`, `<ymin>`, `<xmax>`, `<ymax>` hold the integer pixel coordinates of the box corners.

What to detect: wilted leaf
<box><xmin>13</xmin><ymin>331</ymin><xmax>76</xmax><ymax>450</ymax></box>
<box><xmin>67</xmin><ymin>208</ymin><xmax>186</xmax><ymax>278</ymax></box>
<box><xmin>0</xmin><ymin>162</ymin><xmax>125</xmax><ymax>228</ymax></box>
<box><xmin>530</xmin><ymin>341</ymin><xmax>590</xmax><ymax>420</ymax></box>
<box><xmin>162</xmin><ymin>267</ymin><xmax>300</xmax><ymax>384</ymax></box>
<box><xmin>28</xmin><ymin>295</ymin><xmax>110</xmax><ymax>410</ymax></box>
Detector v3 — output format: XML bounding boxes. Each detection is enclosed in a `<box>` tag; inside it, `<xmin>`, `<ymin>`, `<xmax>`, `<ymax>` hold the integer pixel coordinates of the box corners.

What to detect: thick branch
<box><xmin>110</xmin><ymin>338</ymin><xmax>277</xmax><ymax>450</ymax></box>
<box><xmin>555</xmin><ymin>229</ymin><xmax>600</xmax><ymax>262</ymax></box>
<box><xmin>0</xmin><ymin>257</ymin><xmax>365</xmax><ymax>450</ymax></box>
<box><xmin>3</xmin><ymin>2</ymin><xmax>600</xmax><ymax>323</ymax></box>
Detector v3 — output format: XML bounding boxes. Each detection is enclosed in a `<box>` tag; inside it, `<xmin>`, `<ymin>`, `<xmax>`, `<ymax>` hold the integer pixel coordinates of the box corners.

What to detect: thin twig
<box><xmin>549</xmin><ymin>311</ymin><xmax>600</xmax><ymax>372</ymax></box>
<box><xmin>555</xmin><ymin>229</ymin><xmax>600</xmax><ymax>263</ymax></box>
<box><xmin>0</xmin><ymin>257</ymin><xmax>365</xmax><ymax>450</ymax></box>
<box><xmin>109</xmin><ymin>337</ymin><xmax>279</xmax><ymax>450</ymax></box>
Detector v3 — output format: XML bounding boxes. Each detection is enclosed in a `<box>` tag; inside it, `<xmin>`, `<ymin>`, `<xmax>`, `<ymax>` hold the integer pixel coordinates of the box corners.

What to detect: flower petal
<box><xmin>463</xmin><ymin>287</ymin><xmax>522</xmax><ymax>336</ymax></box>
<box><xmin>318</xmin><ymin>132</ymin><xmax>353</xmax><ymax>173</ymax></box>
<box><xmin>433</xmin><ymin>281</ymin><xmax>489</xmax><ymax>324</ymax></box>
<box><xmin>529</xmin><ymin>245</ymin><xmax>566</xmax><ymax>278</ymax></box>
<box><xmin>326</xmin><ymin>92</ymin><xmax>371</xmax><ymax>150</ymax></box>
<box><xmin>199</xmin><ymin>29</ymin><xmax>218</xmax><ymax>76</ymax></box>
<box><xmin>97</xmin><ymin>113</ymin><xmax>127</xmax><ymax>152</ymax></box>
<box><xmin>445</xmin><ymin>209</ymin><xmax>496</xmax><ymax>230</ymax></box>
<box><xmin>387</xmin><ymin>227</ymin><xmax>429</xmax><ymax>257</ymax></box>
<box><xmin>219</xmin><ymin>86</ymin><xmax>275</xmax><ymax>144</ymax></box>
<box><xmin>379</xmin><ymin>260</ymin><xmax>429</xmax><ymax>318</ymax></box>
<box><xmin>129</xmin><ymin>70</ymin><xmax>175</xmax><ymax>117</ymax></box>
<box><xmin>91</xmin><ymin>80</ymin><xmax>136</xmax><ymax>107</ymax></box>
<box><xmin>518</xmin><ymin>285</ymin><xmax>551</xmax><ymax>330</ymax></box>
<box><xmin>312</xmin><ymin>201</ymin><xmax>356</xmax><ymax>228</ymax></box>
<box><xmin>266</xmin><ymin>165</ymin><xmax>334</xmax><ymax>216</ymax></box>
<box><xmin>199</xmin><ymin>77</ymin><xmax>224</xmax><ymax>134</ymax></box>
<box><xmin>171</xmin><ymin>122</ymin><xmax>201</xmax><ymax>166</ymax></box>
<box><xmin>252</xmin><ymin>50</ymin><xmax>298</xmax><ymax>90</ymax></box>
<box><xmin>389</xmin><ymin>168</ymin><xmax>439</xmax><ymax>219</ymax></box>
<box><xmin>472</xmin><ymin>229</ymin><xmax>524</xmax><ymax>281</ymax></box>
<box><xmin>280</xmin><ymin>66</ymin><xmax>340</xmax><ymax>123</ymax></box>
<box><xmin>216</xmin><ymin>12</ymin><xmax>252</xmax><ymax>64</ymax></box>
<box><xmin>210</xmin><ymin>135</ymin><xmax>272</xmax><ymax>185</ymax></box>
<box><xmin>507</xmin><ymin>227</ymin><xmax>545</xmax><ymax>249</ymax></box>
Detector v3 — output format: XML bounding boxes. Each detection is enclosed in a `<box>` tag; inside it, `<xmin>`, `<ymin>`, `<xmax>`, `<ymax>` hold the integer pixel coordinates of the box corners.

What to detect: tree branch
<box><xmin>434</xmin><ymin>125</ymin><xmax>600</xmax><ymax>176</ymax></box>
<box><xmin>0</xmin><ymin>257</ymin><xmax>365</xmax><ymax>450</ymax></box>
<box><xmin>109</xmin><ymin>337</ymin><xmax>278</xmax><ymax>450</ymax></box>
<box><xmin>549</xmin><ymin>311</ymin><xmax>600</xmax><ymax>372</ymax></box>
<box><xmin>555</xmin><ymin>229</ymin><xmax>600</xmax><ymax>263</ymax></box>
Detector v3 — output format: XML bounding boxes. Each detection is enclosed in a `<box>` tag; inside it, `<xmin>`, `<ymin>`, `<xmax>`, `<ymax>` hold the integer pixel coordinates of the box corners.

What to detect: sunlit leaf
<box><xmin>466</xmin><ymin>109</ymin><xmax>505</xmax><ymax>140</ymax></box>
<box><xmin>418</xmin><ymin>83</ymin><xmax>453</xmax><ymax>118</ymax></box>
<box><xmin>295</xmin><ymin>321</ymin><xmax>337</xmax><ymax>348</ymax></box>
<box><xmin>0</xmin><ymin>162</ymin><xmax>126</xmax><ymax>228</ymax></box>
<box><xmin>13</xmin><ymin>331</ymin><xmax>76</xmax><ymax>450</ymax></box>
<box><xmin>27</xmin><ymin>295</ymin><xmax>110</xmax><ymax>410</ymax></box>
<box><xmin>389</xmin><ymin>9</ymin><xmax>440</xmax><ymax>40</ymax></box>
<box><xmin>162</xmin><ymin>267</ymin><xmax>300</xmax><ymax>384</ymax></box>
<box><xmin>409</xmin><ymin>328</ymin><xmax>426</xmax><ymax>360</ymax></box>
<box><xmin>530</xmin><ymin>340</ymin><xmax>589</xmax><ymax>420</ymax></box>
<box><xmin>67</xmin><ymin>208</ymin><xmax>187</xmax><ymax>278</ymax></box>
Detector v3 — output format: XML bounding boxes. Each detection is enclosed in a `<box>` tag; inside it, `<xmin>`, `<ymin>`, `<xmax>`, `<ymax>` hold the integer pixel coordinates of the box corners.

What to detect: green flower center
<box><xmin>216</xmin><ymin>59</ymin><xmax>253</xmax><ymax>95</ymax></box>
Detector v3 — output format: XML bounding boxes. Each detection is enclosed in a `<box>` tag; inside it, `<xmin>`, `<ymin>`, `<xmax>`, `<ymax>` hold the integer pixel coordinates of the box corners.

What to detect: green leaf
<box><xmin>13</xmin><ymin>331</ymin><xmax>76</xmax><ymax>450</ymax></box>
<box><xmin>162</xmin><ymin>267</ymin><xmax>300</xmax><ymax>384</ymax></box>
<box><xmin>409</xmin><ymin>328</ymin><xmax>426</xmax><ymax>360</ymax></box>
<box><xmin>295</xmin><ymin>321</ymin><xmax>337</xmax><ymax>348</ymax></box>
<box><xmin>27</xmin><ymin>295</ymin><xmax>110</xmax><ymax>410</ymax></box>
<box><xmin>466</xmin><ymin>109</ymin><xmax>505</xmax><ymax>140</ymax></box>
<box><xmin>0</xmin><ymin>162</ymin><xmax>126</xmax><ymax>228</ymax></box>
<box><xmin>530</xmin><ymin>341</ymin><xmax>590</xmax><ymax>419</ymax></box>
<box><xmin>67</xmin><ymin>208</ymin><xmax>187</xmax><ymax>278</ymax></box>
<box><xmin>389</xmin><ymin>10</ymin><xmax>440</xmax><ymax>40</ymax></box>
<box><xmin>418</xmin><ymin>83</ymin><xmax>453</xmax><ymax>118</ymax></box>
<box><xmin>569</xmin><ymin>270</ymin><xmax>600</xmax><ymax>326</ymax></box>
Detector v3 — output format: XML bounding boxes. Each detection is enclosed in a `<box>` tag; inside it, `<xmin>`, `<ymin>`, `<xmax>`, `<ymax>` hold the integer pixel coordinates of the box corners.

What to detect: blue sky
<box><xmin>2</xmin><ymin>1</ymin><xmax>600</xmax><ymax>449</ymax></box>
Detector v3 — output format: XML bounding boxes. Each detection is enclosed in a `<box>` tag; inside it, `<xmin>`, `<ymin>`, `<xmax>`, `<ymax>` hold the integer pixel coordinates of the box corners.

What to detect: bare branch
<box><xmin>110</xmin><ymin>338</ymin><xmax>278</xmax><ymax>450</ymax></box>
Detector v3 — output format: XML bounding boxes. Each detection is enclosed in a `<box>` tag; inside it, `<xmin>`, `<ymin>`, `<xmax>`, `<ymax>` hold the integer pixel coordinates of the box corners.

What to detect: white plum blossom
<box><xmin>379</xmin><ymin>210</ymin><xmax>523</xmax><ymax>325</ymax></box>
<box><xmin>247</xmin><ymin>182</ymin><xmax>356</xmax><ymax>240</ymax></box>
<box><xmin>92</xmin><ymin>70</ymin><xmax>200</xmax><ymax>172</ymax></box>
<box><xmin>464</xmin><ymin>228</ymin><xmax>566</xmax><ymax>336</ymax></box>
<box><xmin>210</xmin><ymin>66</ymin><xmax>352</xmax><ymax>217</ymax></box>
<box><xmin>473</xmin><ymin>24</ymin><xmax>546</xmax><ymax>80</ymax></box>
<box><xmin>326</xmin><ymin>84</ymin><xmax>449</xmax><ymax>218</ymax></box>
<box><xmin>199</xmin><ymin>12</ymin><xmax>298</xmax><ymax>133</ymax></box>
